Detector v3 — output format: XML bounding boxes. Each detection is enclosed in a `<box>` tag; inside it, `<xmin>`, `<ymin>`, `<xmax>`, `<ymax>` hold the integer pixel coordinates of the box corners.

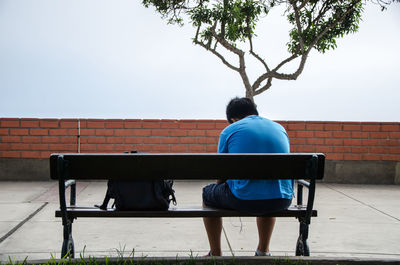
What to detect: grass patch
<box><xmin>1</xmin><ymin>256</ymin><xmax>313</xmax><ymax>265</ymax></box>
<box><xmin>1</xmin><ymin>247</ymin><xmax>313</xmax><ymax>265</ymax></box>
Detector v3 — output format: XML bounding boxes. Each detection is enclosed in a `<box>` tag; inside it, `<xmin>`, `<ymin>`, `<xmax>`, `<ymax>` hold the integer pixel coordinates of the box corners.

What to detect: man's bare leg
<box><xmin>256</xmin><ymin>217</ymin><xmax>276</xmax><ymax>253</ymax></box>
<box><xmin>203</xmin><ymin>215</ymin><xmax>223</xmax><ymax>256</ymax></box>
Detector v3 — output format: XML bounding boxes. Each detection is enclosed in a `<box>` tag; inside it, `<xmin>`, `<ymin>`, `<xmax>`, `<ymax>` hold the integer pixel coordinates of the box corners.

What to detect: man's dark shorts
<box><xmin>202</xmin><ymin>182</ymin><xmax>291</xmax><ymax>216</ymax></box>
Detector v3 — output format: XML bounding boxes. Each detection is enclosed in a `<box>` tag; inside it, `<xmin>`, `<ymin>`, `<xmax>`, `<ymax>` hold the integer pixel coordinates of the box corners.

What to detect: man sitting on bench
<box><xmin>202</xmin><ymin>97</ymin><xmax>294</xmax><ymax>257</ymax></box>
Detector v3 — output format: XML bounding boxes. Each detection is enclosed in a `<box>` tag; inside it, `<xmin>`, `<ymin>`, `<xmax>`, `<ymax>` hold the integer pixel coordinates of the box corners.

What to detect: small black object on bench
<box><xmin>50</xmin><ymin>153</ymin><xmax>325</xmax><ymax>258</ymax></box>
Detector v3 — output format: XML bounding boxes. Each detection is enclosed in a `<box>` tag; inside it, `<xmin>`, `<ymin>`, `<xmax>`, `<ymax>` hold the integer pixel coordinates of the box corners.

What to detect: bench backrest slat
<box><xmin>50</xmin><ymin>153</ymin><xmax>325</xmax><ymax>180</ymax></box>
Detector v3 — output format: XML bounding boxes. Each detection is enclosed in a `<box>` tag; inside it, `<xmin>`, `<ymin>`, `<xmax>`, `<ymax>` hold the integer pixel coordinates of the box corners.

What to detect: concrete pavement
<box><xmin>0</xmin><ymin>181</ymin><xmax>399</xmax><ymax>262</ymax></box>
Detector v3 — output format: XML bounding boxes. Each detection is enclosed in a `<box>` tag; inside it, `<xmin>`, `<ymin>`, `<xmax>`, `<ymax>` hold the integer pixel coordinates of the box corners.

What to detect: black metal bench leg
<box><xmin>61</xmin><ymin>218</ymin><xmax>75</xmax><ymax>258</ymax></box>
<box><xmin>295</xmin><ymin>220</ymin><xmax>310</xmax><ymax>256</ymax></box>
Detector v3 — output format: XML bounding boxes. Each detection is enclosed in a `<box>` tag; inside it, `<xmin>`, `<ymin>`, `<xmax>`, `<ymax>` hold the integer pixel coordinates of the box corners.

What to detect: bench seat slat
<box><xmin>56</xmin><ymin>205</ymin><xmax>317</xmax><ymax>218</ymax></box>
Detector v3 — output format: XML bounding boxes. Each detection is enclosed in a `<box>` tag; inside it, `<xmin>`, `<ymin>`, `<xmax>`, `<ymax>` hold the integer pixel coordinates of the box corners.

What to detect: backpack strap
<box><xmin>94</xmin><ymin>194</ymin><xmax>111</xmax><ymax>210</ymax></box>
<box><xmin>165</xmin><ymin>180</ymin><xmax>177</xmax><ymax>206</ymax></box>
<box><xmin>171</xmin><ymin>192</ymin><xmax>177</xmax><ymax>206</ymax></box>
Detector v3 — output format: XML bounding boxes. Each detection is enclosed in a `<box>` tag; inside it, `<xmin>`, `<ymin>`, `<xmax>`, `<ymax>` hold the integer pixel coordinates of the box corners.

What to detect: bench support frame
<box><xmin>53</xmin><ymin>153</ymin><xmax>322</xmax><ymax>258</ymax></box>
<box><xmin>294</xmin><ymin>156</ymin><xmax>318</xmax><ymax>256</ymax></box>
<box><xmin>57</xmin><ymin>156</ymin><xmax>76</xmax><ymax>258</ymax></box>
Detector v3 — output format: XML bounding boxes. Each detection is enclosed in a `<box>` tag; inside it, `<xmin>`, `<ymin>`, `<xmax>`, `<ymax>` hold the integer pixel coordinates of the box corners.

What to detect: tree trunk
<box><xmin>238</xmin><ymin>58</ymin><xmax>255</xmax><ymax>103</ymax></box>
<box><xmin>245</xmin><ymin>90</ymin><xmax>255</xmax><ymax>102</ymax></box>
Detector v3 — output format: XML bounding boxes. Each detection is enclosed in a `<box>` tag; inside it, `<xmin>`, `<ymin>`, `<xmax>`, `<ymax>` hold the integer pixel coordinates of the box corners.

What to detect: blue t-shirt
<box><xmin>218</xmin><ymin>115</ymin><xmax>293</xmax><ymax>200</ymax></box>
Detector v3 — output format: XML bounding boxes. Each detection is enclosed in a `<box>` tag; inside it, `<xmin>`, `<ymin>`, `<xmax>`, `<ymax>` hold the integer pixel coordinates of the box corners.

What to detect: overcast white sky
<box><xmin>0</xmin><ymin>1</ymin><xmax>399</xmax><ymax>122</ymax></box>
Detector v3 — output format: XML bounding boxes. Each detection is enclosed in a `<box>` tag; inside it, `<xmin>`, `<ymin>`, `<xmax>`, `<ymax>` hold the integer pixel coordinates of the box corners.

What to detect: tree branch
<box><xmin>221</xmin><ymin>0</ymin><xmax>228</xmax><ymax>38</ymax></box>
<box><xmin>254</xmin><ymin>77</ymin><xmax>272</xmax><ymax>95</ymax></box>
<box><xmin>195</xmin><ymin>22</ymin><xmax>253</xmax><ymax>97</ymax></box>
<box><xmin>271</xmin><ymin>52</ymin><xmax>309</xmax><ymax>80</ymax></box>
<box><xmin>291</xmin><ymin>1</ymin><xmax>305</xmax><ymax>53</ymax></box>
<box><xmin>194</xmin><ymin>23</ymin><xmax>201</xmax><ymax>42</ymax></box>
<box><xmin>307</xmin><ymin>1</ymin><xmax>332</xmax><ymax>33</ymax></box>
<box><xmin>250</xmin><ymin>49</ymin><xmax>271</xmax><ymax>72</ymax></box>
<box><xmin>194</xmin><ymin>39</ymin><xmax>240</xmax><ymax>72</ymax></box>
<box><xmin>297</xmin><ymin>0</ymin><xmax>312</xmax><ymax>10</ymax></box>
<box><xmin>210</xmin><ymin>27</ymin><xmax>245</xmax><ymax>57</ymax></box>
<box><xmin>251</xmin><ymin>53</ymin><xmax>299</xmax><ymax>91</ymax></box>
<box><xmin>248</xmin><ymin>22</ymin><xmax>270</xmax><ymax>72</ymax></box>
<box><xmin>273</xmin><ymin>54</ymin><xmax>299</xmax><ymax>73</ymax></box>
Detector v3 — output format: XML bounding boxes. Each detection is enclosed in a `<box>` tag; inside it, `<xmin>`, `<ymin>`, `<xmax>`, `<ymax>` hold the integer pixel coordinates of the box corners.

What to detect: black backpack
<box><xmin>95</xmin><ymin>151</ymin><xmax>176</xmax><ymax>211</ymax></box>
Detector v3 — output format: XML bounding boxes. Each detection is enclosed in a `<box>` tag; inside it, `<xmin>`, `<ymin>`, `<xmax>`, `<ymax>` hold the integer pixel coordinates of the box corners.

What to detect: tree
<box><xmin>142</xmin><ymin>0</ymin><xmax>399</xmax><ymax>102</ymax></box>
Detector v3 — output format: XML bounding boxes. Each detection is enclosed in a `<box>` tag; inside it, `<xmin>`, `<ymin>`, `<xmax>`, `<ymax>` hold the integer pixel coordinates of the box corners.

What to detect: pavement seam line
<box><xmin>0</xmin><ymin>202</ymin><xmax>49</xmax><ymax>244</ymax></box>
<box><xmin>325</xmin><ymin>184</ymin><xmax>400</xmax><ymax>222</ymax></box>
<box><xmin>30</xmin><ymin>183</ymin><xmax>58</xmax><ymax>202</ymax></box>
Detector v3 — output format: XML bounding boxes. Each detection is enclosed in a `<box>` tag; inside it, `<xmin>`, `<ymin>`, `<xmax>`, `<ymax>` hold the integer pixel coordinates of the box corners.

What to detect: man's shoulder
<box><xmin>221</xmin><ymin>115</ymin><xmax>285</xmax><ymax>134</ymax></box>
<box><xmin>244</xmin><ymin>116</ymin><xmax>284</xmax><ymax>129</ymax></box>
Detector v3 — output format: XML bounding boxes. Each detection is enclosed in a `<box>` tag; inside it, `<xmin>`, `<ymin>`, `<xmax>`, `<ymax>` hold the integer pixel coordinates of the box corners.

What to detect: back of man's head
<box><xmin>226</xmin><ymin>97</ymin><xmax>259</xmax><ymax>124</ymax></box>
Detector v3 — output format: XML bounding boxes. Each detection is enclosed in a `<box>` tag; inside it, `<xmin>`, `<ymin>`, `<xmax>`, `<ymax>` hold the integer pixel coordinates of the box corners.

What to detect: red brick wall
<box><xmin>0</xmin><ymin>118</ymin><xmax>399</xmax><ymax>161</ymax></box>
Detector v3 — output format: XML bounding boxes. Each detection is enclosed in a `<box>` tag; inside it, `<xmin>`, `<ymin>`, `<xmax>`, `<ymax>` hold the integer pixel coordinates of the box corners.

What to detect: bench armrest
<box><xmin>296</xmin><ymin>179</ymin><xmax>309</xmax><ymax>205</ymax></box>
<box><xmin>296</xmin><ymin>179</ymin><xmax>310</xmax><ymax>188</ymax></box>
<box><xmin>64</xmin><ymin>179</ymin><xmax>76</xmax><ymax>206</ymax></box>
<box><xmin>296</xmin><ymin>179</ymin><xmax>316</xmax><ymax>221</ymax></box>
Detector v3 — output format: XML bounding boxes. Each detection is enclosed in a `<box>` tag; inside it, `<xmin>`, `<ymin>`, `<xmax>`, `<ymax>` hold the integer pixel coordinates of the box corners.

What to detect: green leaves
<box><xmin>141</xmin><ymin>0</ymin><xmax>188</xmax><ymax>25</ymax></box>
<box><xmin>190</xmin><ymin>0</ymin><xmax>268</xmax><ymax>43</ymax></box>
<box><xmin>286</xmin><ymin>1</ymin><xmax>363</xmax><ymax>55</ymax></box>
<box><xmin>142</xmin><ymin>0</ymin><xmax>270</xmax><ymax>44</ymax></box>
<box><xmin>142</xmin><ymin>0</ymin><xmax>364</xmax><ymax>53</ymax></box>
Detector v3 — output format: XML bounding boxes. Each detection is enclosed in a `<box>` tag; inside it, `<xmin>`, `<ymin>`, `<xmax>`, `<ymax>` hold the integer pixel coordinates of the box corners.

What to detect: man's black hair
<box><xmin>226</xmin><ymin>97</ymin><xmax>259</xmax><ymax>124</ymax></box>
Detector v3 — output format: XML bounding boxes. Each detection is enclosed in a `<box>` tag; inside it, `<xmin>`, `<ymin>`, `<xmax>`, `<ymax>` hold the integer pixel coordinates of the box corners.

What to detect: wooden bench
<box><xmin>50</xmin><ymin>153</ymin><xmax>325</xmax><ymax>258</ymax></box>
